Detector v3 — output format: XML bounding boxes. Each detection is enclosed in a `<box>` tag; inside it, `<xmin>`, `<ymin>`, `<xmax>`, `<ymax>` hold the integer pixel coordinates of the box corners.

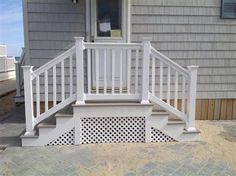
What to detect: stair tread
<box><xmin>55</xmin><ymin>113</ymin><xmax>73</xmax><ymax>118</ymax></box>
<box><xmin>21</xmin><ymin>135</ymin><xmax>39</xmax><ymax>139</ymax></box>
<box><xmin>152</xmin><ymin>111</ymin><xmax>169</xmax><ymax>115</ymax></box>
<box><xmin>38</xmin><ymin>123</ymin><xmax>56</xmax><ymax>128</ymax></box>
<box><xmin>167</xmin><ymin>120</ymin><xmax>185</xmax><ymax>125</ymax></box>
<box><xmin>183</xmin><ymin>129</ymin><xmax>201</xmax><ymax>134</ymax></box>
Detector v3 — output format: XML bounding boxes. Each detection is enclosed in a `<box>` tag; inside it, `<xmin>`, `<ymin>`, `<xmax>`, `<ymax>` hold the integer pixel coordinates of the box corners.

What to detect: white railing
<box><xmin>140</xmin><ymin>39</ymin><xmax>198</xmax><ymax>132</ymax></box>
<box><xmin>22</xmin><ymin>37</ymin><xmax>198</xmax><ymax>135</ymax></box>
<box><xmin>0</xmin><ymin>57</ymin><xmax>15</xmax><ymax>73</ymax></box>
<box><xmin>15</xmin><ymin>49</ymin><xmax>25</xmax><ymax>97</ymax></box>
<box><xmin>22</xmin><ymin>46</ymin><xmax>76</xmax><ymax>136</ymax></box>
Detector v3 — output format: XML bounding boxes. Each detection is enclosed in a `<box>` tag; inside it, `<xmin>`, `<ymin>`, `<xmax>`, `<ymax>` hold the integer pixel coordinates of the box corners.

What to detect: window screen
<box><xmin>221</xmin><ymin>0</ymin><xmax>236</xmax><ymax>19</ymax></box>
<box><xmin>97</xmin><ymin>0</ymin><xmax>122</xmax><ymax>37</ymax></box>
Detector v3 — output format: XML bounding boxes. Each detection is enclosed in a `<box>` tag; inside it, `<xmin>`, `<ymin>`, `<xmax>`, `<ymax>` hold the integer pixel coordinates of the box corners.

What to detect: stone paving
<box><xmin>0</xmin><ymin>103</ymin><xmax>236</xmax><ymax>175</ymax></box>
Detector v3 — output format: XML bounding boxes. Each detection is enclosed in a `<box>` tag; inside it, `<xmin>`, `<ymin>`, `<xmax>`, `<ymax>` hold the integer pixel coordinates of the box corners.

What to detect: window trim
<box><xmin>221</xmin><ymin>0</ymin><xmax>236</xmax><ymax>19</ymax></box>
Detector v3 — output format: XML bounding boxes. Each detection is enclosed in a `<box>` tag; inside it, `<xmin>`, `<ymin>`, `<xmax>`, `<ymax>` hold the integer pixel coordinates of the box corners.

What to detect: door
<box><xmin>90</xmin><ymin>0</ymin><xmax>130</xmax><ymax>91</ymax></box>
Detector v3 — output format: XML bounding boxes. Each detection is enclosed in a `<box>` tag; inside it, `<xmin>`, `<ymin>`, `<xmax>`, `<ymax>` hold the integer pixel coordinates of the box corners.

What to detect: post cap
<box><xmin>74</xmin><ymin>37</ymin><xmax>84</xmax><ymax>41</ymax></box>
<box><xmin>142</xmin><ymin>37</ymin><xmax>152</xmax><ymax>42</ymax></box>
<box><xmin>187</xmin><ymin>65</ymin><xmax>199</xmax><ymax>70</ymax></box>
<box><xmin>22</xmin><ymin>65</ymin><xmax>34</xmax><ymax>70</ymax></box>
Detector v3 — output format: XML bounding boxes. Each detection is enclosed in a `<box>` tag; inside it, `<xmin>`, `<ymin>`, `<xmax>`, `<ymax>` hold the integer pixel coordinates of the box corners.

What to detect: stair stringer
<box><xmin>21</xmin><ymin>115</ymin><xmax>74</xmax><ymax>147</ymax></box>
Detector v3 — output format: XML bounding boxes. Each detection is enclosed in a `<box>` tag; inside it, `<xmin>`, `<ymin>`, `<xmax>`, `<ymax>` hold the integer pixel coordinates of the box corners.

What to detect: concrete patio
<box><xmin>0</xmin><ymin>95</ymin><xmax>236</xmax><ymax>176</ymax></box>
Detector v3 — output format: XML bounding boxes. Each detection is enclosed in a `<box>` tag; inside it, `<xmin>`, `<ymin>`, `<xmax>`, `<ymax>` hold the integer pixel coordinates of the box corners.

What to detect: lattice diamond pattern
<box><xmin>81</xmin><ymin>116</ymin><xmax>145</xmax><ymax>144</ymax></box>
<box><xmin>48</xmin><ymin>128</ymin><xmax>75</xmax><ymax>146</ymax></box>
<box><xmin>151</xmin><ymin>127</ymin><xmax>177</xmax><ymax>142</ymax></box>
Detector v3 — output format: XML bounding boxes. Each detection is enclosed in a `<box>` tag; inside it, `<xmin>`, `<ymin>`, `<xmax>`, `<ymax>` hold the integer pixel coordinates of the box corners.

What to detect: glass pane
<box><xmin>97</xmin><ymin>0</ymin><xmax>122</xmax><ymax>37</ymax></box>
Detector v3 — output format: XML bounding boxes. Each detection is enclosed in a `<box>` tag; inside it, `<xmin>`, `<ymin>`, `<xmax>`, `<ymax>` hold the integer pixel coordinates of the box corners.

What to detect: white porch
<box><xmin>21</xmin><ymin>37</ymin><xmax>199</xmax><ymax>146</ymax></box>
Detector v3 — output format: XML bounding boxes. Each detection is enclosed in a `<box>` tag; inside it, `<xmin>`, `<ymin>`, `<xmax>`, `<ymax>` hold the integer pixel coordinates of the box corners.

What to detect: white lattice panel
<box><xmin>81</xmin><ymin>116</ymin><xmax>145</xmax><ymax>144</ymax></box>
<box><xmin>151</xmin><ymin>127</ymin><xmax>176</xmax><ymax>142</ymax></box>
<box><xmin>48</xmin><ymin>128</ymin><xmax>75</xmax><ymax>146</ymax></box>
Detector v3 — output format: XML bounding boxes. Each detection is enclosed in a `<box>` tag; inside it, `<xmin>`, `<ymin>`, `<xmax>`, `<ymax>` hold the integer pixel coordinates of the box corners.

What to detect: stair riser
<box><xmin>162</xmin><ymin>124</ymin><xmax>185</xmax><ymax>139</ymax></box>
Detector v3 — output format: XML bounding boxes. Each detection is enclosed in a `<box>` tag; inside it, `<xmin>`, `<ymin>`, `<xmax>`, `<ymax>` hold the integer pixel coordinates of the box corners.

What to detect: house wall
<box><xmin>131</xmin><ymin>0</ymin><xmax>236</xmax><ymax>99</ymax></box>
<box><xmin>25</xmin><ymin>0</ymin><xmax>86</xmax><ymax>68</ymax></box>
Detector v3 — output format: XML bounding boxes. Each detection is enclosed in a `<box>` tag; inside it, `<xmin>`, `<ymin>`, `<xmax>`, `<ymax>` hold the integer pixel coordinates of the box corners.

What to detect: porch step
<box><xmin>21</xmin><ymin>103</ymin><xmax>199</xmax><ymax>146</ymax></box>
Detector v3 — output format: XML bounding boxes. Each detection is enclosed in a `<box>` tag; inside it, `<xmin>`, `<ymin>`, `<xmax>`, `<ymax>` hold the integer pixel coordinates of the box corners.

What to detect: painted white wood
<box><xmin>174</xmin><ymin>71</ymin><xmax>178</xmax><ymax>109</ymax></box>
<box><xmin>69</xmin><ymin>55</ymin><xmax>73</xmax><ymax>96</ymax></box>
<box><xmin>87</xmin><ymin>49</ymin><xmax>91</xmax><ymax>94</ymax></box>
<box><xmin>119</xmin><ymin>49</ymin><xmax>123</xmax><ymax>94</ymax></box>
<box><xmin>61</xmin><ymin>60</ymin><xmax>65</xmax><ymax>101</ymax></box>
<box><xmin>53</xmin><ymin>65</ymin><xmax>57</xmax><ymax>106</ymax></box>
<box><xmin>167</xmin><ymin>66</ymin><xmax>171</xmax><ymax>105</ymax></box>
<box><xmin>149</xmin><ymin>93</ymin><xmax>187</xmax><ymax>122</ymax></box>
<box><xmin>36</xmin><ymin>75</ymin><xmax>40</xmax><ymax>117</ymax></box>
<box><xmin>186</xmin><ymin>66</ymin><xmax>198</xmax><ymax>132</ymax></box>
<box><xmin>127</xmin><ymin>49</ymin><xmax>131</xmax><ymax>94</ymax></box>
<box><xmin>85</xmin><ymin>94</ymin><xmax>141</xmax><ymax>101</ymax></box>
<box><xmin>141</xmin><ymin>38</ymin><xmax>151</xmax><ymax>104</ymax></box>
<box><xmin>151</xmin><ymin>55</ymin><xmax>155</xmax><ymax>95</ymax></box>
<box><xmin>182</xmin><ymin>77</ymin><xmax>186</xmax><ymax>113</ymax></box>
<box><xmin>44</xmin><ymin>70</ymin><xmax>48</xmax><ymax>111</ymax></box>
<box><xmin>103</xmin><ymin>49</ymin><xmax>107</xmax><ymax>94</ymax></box>
<box><xmin>22</xmin><ymin>66</ymin><xmax>35</xmax><ymax>136</ymax></box>
<box><xmin>135</xmin><ymin>49</ymin><xmax>139</xmax><ymax>94</ymax></box>
<box><xmin>95</xmin><ymin>49</ymin><xmax>99</xmax><ymax>94</ymax></box>
<box><xmin>112</xmin><ymin>49</ymin><xmax>115</xmax><ymax>94</ymax></box>
<box><xmin>75</xmin><ymin>37</ymin><xmax>85</xmax><ymax>104</ymax></box>
<box><xmin>151</xmin><ymin>47</ymin><xmax>189</xmax><ymax>79</ymax></box>
<box><xmin>159</xmin><ymin>61</ymin><xmax>163</xmax><ymax>100</ymax></box>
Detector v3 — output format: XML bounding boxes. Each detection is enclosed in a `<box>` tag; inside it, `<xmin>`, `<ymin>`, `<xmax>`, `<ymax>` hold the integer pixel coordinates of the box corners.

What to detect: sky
<box><xmin>0</xmin><ymin>0</ymin><xmax>24</xmax><ymax>57</ymax></box>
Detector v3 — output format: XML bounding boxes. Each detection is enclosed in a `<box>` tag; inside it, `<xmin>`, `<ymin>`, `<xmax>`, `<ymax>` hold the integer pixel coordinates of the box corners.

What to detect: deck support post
<box><xmin>186</xmin><ymin>66</ymin><xmax>198</xmax><ymax>132</ymax></box>
<box><xmin>141</xmin><ymin>38</ymin><xmax>152</xmax><ymax>104</ymax></box>
<box><xmin>75</xmin><ymin>37</ymin><xmax>85</xmax><ymax>105</ymax></box>
<box><xmin>22</xmin><ymin>66</ymin><xmax>35</xmax><ymax>136</ymax></box>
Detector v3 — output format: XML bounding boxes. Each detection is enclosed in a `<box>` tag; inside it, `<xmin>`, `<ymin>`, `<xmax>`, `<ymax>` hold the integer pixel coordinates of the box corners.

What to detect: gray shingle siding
<box><xmin>25</xmin><ymin>0</ymin><xmax>236</xmax><ymax>99</ymax></box>
<box><xmin>131</xmin><ymin>0</ymin><xmax>236</xmax><ymax>99</ymax></box>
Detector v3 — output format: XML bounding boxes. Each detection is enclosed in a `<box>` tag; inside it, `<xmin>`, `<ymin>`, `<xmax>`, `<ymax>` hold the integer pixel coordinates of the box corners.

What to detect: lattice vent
<box><xmin>48</xmin><ymin>128</ymin><xmax>75</xmax><ymax>146</ymax></box>
<box><xmin>151</xmin><ymin>127</ymin><xmax>177</xmax><ymax>142</ymax></box>
<box><xmin>81</xmin><ymin>116</ymin><xmax>145</xmax><ymax>144</ymax></box>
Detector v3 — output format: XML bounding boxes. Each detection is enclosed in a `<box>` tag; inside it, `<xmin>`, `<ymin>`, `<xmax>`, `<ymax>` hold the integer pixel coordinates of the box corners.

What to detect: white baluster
<box><xmin>104</xmin><ymin>49</ymin><xmax>107</xmax><ymax>94</ymax></box>
<box><xmin>182</xmin><ymin>76</ymin><xmax>186</xmax><ymax>113</ymax></box>
<box><xmin>174</xmin><ymin>71</ymin><xmax>178</xmax><ymax>109</ymax></box>
<box><xmin>159</xmin><ymin>61</ymin><xmax>163</xmax><ymax>100</ymax></box>
<box><xmin>69</xmin><ymin>55</ymin><xmax>73</xmax><ymax>96</ymax></box>
<box><xmin>167</xmin><ymin>66</ymin><xmax>171</xmax><ymax>104</ymax></box>
<box><xmin>135</xmin><ymin>49</ymin><xmax>139</xmax><ymax>94</ymax></box>
<box><xmin>44</xmin><ymin>70</ymin><xmax>48</xmax><ymax>111</ymax></box>
<box><xmin>61</xmin><ymin>60</ymin><xmax>65</xmax><ymax>101</ymax></box>
<box><xmin>87</xmin><ymin>49</ymin><xmax>91</xmax><ymax>94</ymax></box>
<box><xmin>53</xmin><ymin>66</ymin><xmax>57</xmax><ymax>106</ymax></box>
<box><xmin>22</xmin><ymin>66</ymin><xmax>35</xmax><ymax>136</ymax></box>
<box><xmin>151</xmin><ymin>55</ymin><xmax>155</xmax><ymax>95</ymax></box>
<box><xmin>119</xmin><ymin>49</ymin><xmax>123</xmax><ymax>94</ymax></box>
<box><xmin>112</xmin><ymin>49</ymin><xmax>115</xmax><ymax>94</ymax></box>
<box><xmin>95</xmin><ymin>49</ymin><xmax>99</xmax><ymax>94</ymax></box>
<box><xmin>127</xmin><ymin>49</ymin><xmax>131</xmax><ymax>94</ymax></box>
<box><xmin>36</xmin><ymin>75</ymin><xmax>40</xmax><ymax>117</ymax></box>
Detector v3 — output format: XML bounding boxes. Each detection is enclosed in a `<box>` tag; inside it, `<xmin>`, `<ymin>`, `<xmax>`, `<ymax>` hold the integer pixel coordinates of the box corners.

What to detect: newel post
<box><xmin>141</xmin><ymin>37</ymin><xmax>152</xmax><ymax>104</ymax></box>
<box><xmin>22</xmin><ymin>66</ymin><xmax>35</xmax><ymax>136</ymax></box>
<box><xmin>186</xmin><ymin>65</ymin><xmax>198</xmax><ymax>132</ymax></box>
<box><xmin>75</xmin><ymin>37</ymin><xmax>85</xmax><ymax>105</ymax></box>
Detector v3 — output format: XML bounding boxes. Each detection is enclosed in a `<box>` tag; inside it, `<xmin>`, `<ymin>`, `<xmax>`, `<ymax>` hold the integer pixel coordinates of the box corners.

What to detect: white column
<box><xmin>15</xmin><ymin>62</ymin><xmax>21</xmax><ymax>97</ymax></box>
<box><xmin>141</xmin><ymin>37</ymin><xmax>152</xmax><ymax>104</ymax></box>
<box><xmin>75</xmin><ymin>37</ymin><xmax>85</xmax><ymax>105</ymax></box>
<box><xmin>186</xmin><ymin>65</ymin><xmax>198</xmax><ymax>132</ymax></box>
<box><xmin>22</xmin><ymin>66</ymin><xmax>35</xmax><ymax>136</ymax></box>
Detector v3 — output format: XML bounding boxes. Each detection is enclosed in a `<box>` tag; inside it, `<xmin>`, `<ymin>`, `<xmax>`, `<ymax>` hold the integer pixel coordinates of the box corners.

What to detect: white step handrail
<box><xmin>142</xmin><ymin>40</ymin><xmax>198</xmax><ymax>132</ymax></box>
<box><xmin>22</xmin><ymin>44</ymin><xmax>77</xmax><ymax>136</ymax></box>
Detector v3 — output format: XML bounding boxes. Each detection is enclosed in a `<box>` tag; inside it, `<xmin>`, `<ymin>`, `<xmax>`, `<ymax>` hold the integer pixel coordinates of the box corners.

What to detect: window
<box><xmin>97</xmin><ymin>0</ymin><xmax>122</xmax><ymax>37</ymax></box>
<box><xmin>221</xmin><ymin>0</ymin><xmax>236</xmax><ymax>19</ymax></box>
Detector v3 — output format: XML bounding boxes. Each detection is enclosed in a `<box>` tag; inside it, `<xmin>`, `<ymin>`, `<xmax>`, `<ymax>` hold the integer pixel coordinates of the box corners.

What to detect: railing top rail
<box><xmin>84</xmin><ymin>42</ymin><xmax>142</xmax><ymax>49</ymax></box>
<box><xmin>151</xmin><ymin>46</ymin><xmax>190</xmax><ymax>78</ymax></box>
<box><xmin>33</xmin><ymin>46</ymin><xmax>75</xmax><ymax>78</ymax></box>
